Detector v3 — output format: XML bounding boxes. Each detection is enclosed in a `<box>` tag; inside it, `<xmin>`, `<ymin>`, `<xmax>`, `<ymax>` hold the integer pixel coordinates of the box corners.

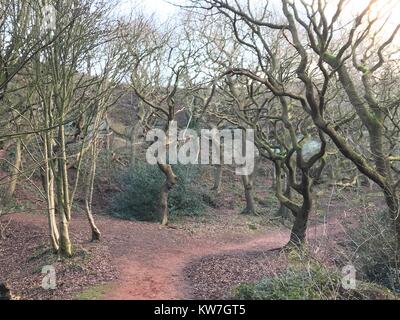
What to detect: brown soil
<box><xmin>0</xmin><ymin>209</ymin><xmax>343</xmax><ymax>300</ymax></box>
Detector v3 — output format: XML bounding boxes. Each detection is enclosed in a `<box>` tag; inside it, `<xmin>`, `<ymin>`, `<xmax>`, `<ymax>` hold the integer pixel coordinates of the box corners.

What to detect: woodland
<box><xmin>0</xmin><ymin>0</ymin><xmax>400</xmax><ymax>300</ymax></box>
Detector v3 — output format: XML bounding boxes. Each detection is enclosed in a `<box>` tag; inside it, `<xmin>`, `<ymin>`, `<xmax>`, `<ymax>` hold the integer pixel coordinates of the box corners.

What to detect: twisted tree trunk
<box><xmin>158</xmin><ymin>163</ymin><xmax>177</xmax><ymax>226</ymax></box>
<box><xmin>289</xmin><ymin>169</ymin><xmax>313</xmax><ymax>247</ymax></box>
<box><xmin>242</xmin><ymin>174</ymin><xmax>256</xmax><ymax>214</ymax></box>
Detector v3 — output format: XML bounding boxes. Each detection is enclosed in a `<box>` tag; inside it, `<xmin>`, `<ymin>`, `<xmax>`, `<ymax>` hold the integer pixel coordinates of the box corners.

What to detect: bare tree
<box><xmin>124</xmin><ymin>13</ymin><xmax>216</xmax><ymax>225</ymax></box>
<box><xmin>28</xmin><ymin>0</ymin><xmax>126</xmax><ymax>255</ymax></box>
<box><xmin>190</xmin><ymin>0</ymin><xmax>400</xmax><ymax>245</ymax></box>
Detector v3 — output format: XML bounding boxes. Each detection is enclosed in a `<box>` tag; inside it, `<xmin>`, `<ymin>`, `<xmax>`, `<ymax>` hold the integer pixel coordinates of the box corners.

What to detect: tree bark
<box><xmin>47</xmin><ymin>170</ymin><xmax>60</xmax><ymax>252</ymax></box>
<box><xmin>59</xmin><ymin>211</ymin><xmax>72</xmax><ymax>257</ymax></box>
<box><xmin>56</xmin><ymin>125</ymin><xmax>72</xmax><ymax>257</ymax></box>
<box><xmin>383</xmin><ymin>188</ymin><xmax>400</xmax><ymax>245</ymax></box>
<box><xmin>6</xmin><ymin>138</ymin><xmax>21</xmax><ymax>200</ymax></box>
<box><xmin>241</xmin><ymin>174</ymin><xmax>256</xmax><ymax>214</ymax></box>
<box><xmin>130</xmin><ymin>122</ymin><xmax>143</xmax><ymax>167</ymax></box>
<box><xmin>43</xmin><ymin>158</ymin><xmax>60</xmax><ymax>253</ymax></box>
<box><xmin>277</xmin><ymin>174</ymin><xmax>291</xmax><ymax>219</ymax></box>
<box><xmin>212</xmin><ymin>164</ymin><xmax>223</xmax><ymax>193</ymax></box>
<box><xmin>288</xmin><ymin>169</ymin><xmax>313</xmax><ymax>247</ymax></box>
<box><xmin>158</xmin><ymin>164</ymin><xmax>177</xmax><ymax>226</ymax></box>
<box><xmin>43</xmin><ymin>106</ymin><xmax>60</xmax><ymax>253</ymax></box>
<box><xmin>84</xmin><ymin>143</ymin><xmax>101</xmax><ymax>241</ymax></box>
<box><xmin>289</xmin><ymin>207</ymin><xmax>310</xmax><ymax>247</ymax></box>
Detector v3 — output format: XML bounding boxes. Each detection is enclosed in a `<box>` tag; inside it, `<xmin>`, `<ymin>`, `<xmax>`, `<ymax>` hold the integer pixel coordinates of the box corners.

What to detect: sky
<box><xmin>111</xmin><ymin>0</ymin><xmax>400</xmax><ymax>24</ymax></box>
<box><xmin>110</xmin><ymin>0</ymin><xmax>400</xmax><ymax>44</ymax></box>
<box><xmin>112</xmin><ymin>0</ymin><xmax>178</xmax><ymax>21</ymax></box>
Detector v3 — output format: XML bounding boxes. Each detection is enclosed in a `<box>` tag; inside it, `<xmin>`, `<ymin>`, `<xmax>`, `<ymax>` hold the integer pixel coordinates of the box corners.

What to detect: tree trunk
<box><xmin>211</xmin><ymin>140</ymin><xmax>223</xmax><ymax>193</ymax></box>
<box><xmin>130</xmin><ymin>122</ymin><xmax>143</xmax><ymax>167</ymax></box>
<box><xmin>383</xmin><ymin>189</ymin><xmax>400</xmax><ymax>245</ymax></box>
<box><xmin>85</xmin><ymin>143</ymin><xmax>101</xmax><ymax>241</ymax></box>
<box><xmin>211</xmin><ymin>164</ymin><xmax>222</xmax><ymax>193</ymax></box>
<box><xmin>311</xmin><ymin>157</ymin><xmax>326</xmax><ymax>186</ymax></box>
<box><xmin>289</xmin><ymin>168</ymin><xmax>313</xmax><ymax>247</ymax></box>
<box><xmin>47</xmin><ymin>170</ymin><xmax>60</xmax><ymax>252</ymax></box>
<box><xmin>42</xmin><ymin>116</ymin><xmax>60</xmax><ymax>253</ymax></box>
<box><xmin>6</xmin><ymin>138</ymin><xmax>21</xmax><ymax>200</ymax></box>
<box><xmin>59</xmin><ymin>125</ymin><xmax>72</xmax><ymax>222</ymax></box>
<box><xmin>56</xmin><ymin>169</ymin><xmax>72</xmax><ymax>257</ymax></box>
<box><xmin>277</xmin><ymin>174</ymin><xmax>291</xmax><ymax>219</ymax></box>
<box><xmin>59</xmin><ymin>211</ymin><xmax>72</xmax><ymax>257</ymax></box>
<box><xmin>271</xmin><ymin>165</ymin><xmax>277</xmax><ymax>189</ymax></box>
<box><xmin>43</xmin><ymin>163</ymin><xmax>60</xmax><ymax>253</ymax></box>
<box><xmin>242</xmin><ymin>174</ymin><xmax>256</xmax><ymax>214</ymax></box>
<box><xmin>289</xmin><ymin>206</ymin><xmax>311</xmax><ymax>247</ymax></box>
<box><xmin>158</xmin><ymin>164</ymin><xmax>177</xmax><ymax>226</ymax></box>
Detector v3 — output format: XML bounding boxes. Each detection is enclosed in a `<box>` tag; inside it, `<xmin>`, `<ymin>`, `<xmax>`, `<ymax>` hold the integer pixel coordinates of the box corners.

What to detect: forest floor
<box><xmin>0</xmin><ymin>192</ymin><xmax>364</xmax><ymax>300</ymax></box>
<box><xmin>0</xmin><ymin>166</ymin><xmax>383</xmax><ymax>300</ymax></box>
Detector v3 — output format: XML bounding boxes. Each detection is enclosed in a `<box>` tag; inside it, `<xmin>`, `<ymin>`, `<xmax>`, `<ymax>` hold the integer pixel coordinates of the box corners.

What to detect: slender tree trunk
<box><xmin>85</xmin><ymin>143</ymin><xmax>101</xmax><ymax>241</ymax></box>
<box><xmin>211</xmin><ymin>141</ymin><xmax>223</xmax><ymax>193</ymax></box>
<box><xmin>57</xmin><ymin>165</ymin><xmax>72</xmax><ymax>258</ymax></box>
<box><xmin>212</xmin><ymin>164</ymin><xmax>222</xmax><ymax>193</ymax></box>
<box><xmin>242</xmin><ymin>174</ymin><xmax>256</xmax><ymax>214</ymax></box>
<box><xmin>130</xmin><ymin>122</ymin><xmax>143</xmax><ymax>166</ymax></box>
<box><xmin>59</xmin><ymin>125</ymin><xmax>72</xmax><ymax>222</ymax></box>
<box><xmin>47</xmin><ymin>170</ymin><xmax>59</xmax><ymax>252</ymax></box>
<box><xmin>43</xmin><ymin>132</ymin><xmax>60</xmax><ymax>252</ymax></box>
<box><xmin>43</xmin><ymin>98</ymin><xmax>60</xmax><ymax>253</ymax></box>
<box><xmin>56</xmin><ymin>125</ymin><xmax>72</xmax><ymax>257</ymax></box>
<box><xmin>271</xmin><ymin>165</ymin><xmax>277</xmax><ymax>189</ymax></box>
<box><xmin>312</xmin><ymin>157</ymin><xmax>326</xmax><ymax>185</ymax></box>
<box><xmin>59</xmin><ymin>209</ymin><xmax>72</xmax><ymax>257</ymax></box>
<box><xmin>158</xmin><ymin>164</ymin><xmax>177</xmax><ymax>226</ymax></box>
<box><xmin>278</xmin><ymin>174</ymin><xmax>291</xmax><ymax>219</ymax></box>
<box><xmin>6</xmin><ymin>138</ymin><xmax>21</xmax><ymax>200</ymax></box>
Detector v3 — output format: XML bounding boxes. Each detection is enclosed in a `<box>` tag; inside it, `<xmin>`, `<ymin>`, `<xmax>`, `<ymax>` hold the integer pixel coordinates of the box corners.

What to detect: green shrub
<box><xmin>109</xmin><ymin>162</ymin><xmax>207</xmax><ymax>221</ymax></box>
<box><xmin>235</xmin><ymin>263</ymin><xmax>343</xmax><ymax>300</ymax></box>
<box><xmin>344</xmin><ymin>210</ymin><xmax>400</xmax><ymax>292</ymax></box>
<box><xmin>234</xmin><ymin>262</ymin><xmax>397</xmax><ymax>300</ymax></box>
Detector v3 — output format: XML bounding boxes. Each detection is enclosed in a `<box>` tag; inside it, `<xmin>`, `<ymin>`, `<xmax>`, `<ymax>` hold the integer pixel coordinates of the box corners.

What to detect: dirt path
<box><xmin>4</xmin><ymin>213</ymin><xmax>342</xmax><ymax>300</ymax></box>
<box><xmin>101</xmin><ymin>217</ymin><xmax>342</xmax><ymax>300</ymax></box>
<box><xmin>103</xmin><ymin>228</ymin><xmax>289</xmax><ymax>300</ymax></box>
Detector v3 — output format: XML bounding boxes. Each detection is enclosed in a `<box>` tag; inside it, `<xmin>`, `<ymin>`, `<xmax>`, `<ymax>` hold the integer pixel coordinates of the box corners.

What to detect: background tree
<box><xmin>190</xmin><ymin>0</ymin><xmax>400</xmax><ymax>244</ymax></box>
